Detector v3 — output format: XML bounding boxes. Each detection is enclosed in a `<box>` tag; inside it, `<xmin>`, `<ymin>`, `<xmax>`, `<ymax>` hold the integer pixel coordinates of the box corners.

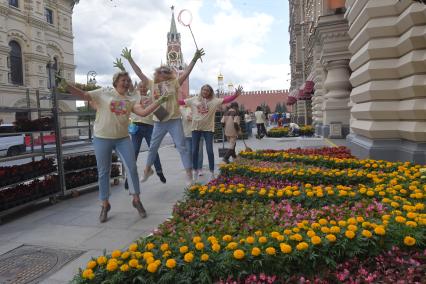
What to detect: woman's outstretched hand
<box><xmin>192</xmin><ymin>48</ymin><xmax>205</xmax><ymax>62</ymax></box>
<box><xmin>121</xmin><ymin>47</ymin><xmax>132</xmax><ymax>61</ymax></box>
<box><xmin>113</xmin><ymin>58</ymin><xmax>125</xmax><ymax>71</ymax></box>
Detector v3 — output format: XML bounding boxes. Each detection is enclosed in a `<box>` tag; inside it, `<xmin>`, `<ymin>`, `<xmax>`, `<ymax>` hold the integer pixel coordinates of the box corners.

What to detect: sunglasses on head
<box><xmin>158</xmin><ymin>68</ymin><xmax>172</xmax><ymax>74</ymax></box>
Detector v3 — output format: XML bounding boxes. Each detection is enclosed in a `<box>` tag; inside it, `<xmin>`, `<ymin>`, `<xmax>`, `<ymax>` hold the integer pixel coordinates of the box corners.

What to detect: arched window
<box><xmin>9</xmin><ymin>41</ymin><xmax>23</xmax><ymax>85</ymax></box>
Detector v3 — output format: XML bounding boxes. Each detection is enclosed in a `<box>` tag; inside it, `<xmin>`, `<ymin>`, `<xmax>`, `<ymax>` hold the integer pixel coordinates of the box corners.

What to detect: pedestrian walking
<box><xmin>221</xmin><ymin>102</ymin><xmax>241</xmax><ymax>164</ymax></box>
<box><xmin>255</xmin><ymin>106</ymin><xmax>267</xmax><ymax>139</ymax></box>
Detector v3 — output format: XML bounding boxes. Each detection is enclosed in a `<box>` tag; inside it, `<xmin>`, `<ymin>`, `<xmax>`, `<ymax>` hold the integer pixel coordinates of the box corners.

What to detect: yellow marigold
<box><xmin>407</xmin><ymin>212</ymin><xmax>417</xmax><ymax>219</ymax></box>
<box><xmin>193</xmin><ymin>236</ymin><xmax>202</xmax><ymax>243</ymax></box>
<box><xmin>251</xmin><ymin>247</ymin><xmax>261</xmax><ymax>256</ymax></box>
<box><xmin>82</xmin><ymin>269</ymin><xmax>94</xmax><ymax>280</ymax></box>
<box><xmin>318</xmin><ymin>219</ymin><xmax>328</xmax><ymax>225</ymax></box>
<box><xmin>395</xmin><ymin>216</ymin><xmax>406</xmax><ymax>223</ymax></box>
<box><xmin>128</xmin><ymin>259</ymin><xmax>139</xmax><ymax>268</ymax></box>
<box><xmin>246</xmin><ymin>236</ymin><xmax>255</xmax><ymax>244</ymax></box>
<box><xmin>330</xmin><ymin>226</ymin><xmax>340</xmax><ymax>234</ymax></box>
<box><xmin>195</xmin><ymin>242</ymin><xmax>205</xmax><ymax>250</ymax></box>
<box><xmin>276</xmin><ymin>235</ymin><xmax>285</xmax><ymax>241</ymax></box>
<box><xmin>406</xmin><ymin>221</ymin><xmax>417</xmax><ymax>227</ymax></box>
<box><xmin>128</xmin><ymin>243</ymin><xmax>138</xmax><ymax>252</ymax></box>
<box><xmin>111</xmin><ymin>250</ymin><xmax>121</xmax><ymax>259</ymax></box>
<box><xmin>347</xmin><ymin>218</ymin><xmax>357</xmax><ymax>225</ymax></box>
<box><xmin>347</xmin><ymin>225</ymin><xmax>358</xmax><ymax>232</ymax></box>
<box><xmin>326</xmin><ymin>234</ymin><xmax>336</xmax><ymax>242</ymax></box>
<box><xmin>258</xmin><ymin>236</ymin><xmax>267</xmax><ymax>243</ymax></box>
<box><xmin>121</xmin><ymin>251</ymin><xmax>130</xmax><ymax>260</ymax></box>
<box><xmin>265</xmin><ymin>247</ymin><xmax>276</xmax><ymax>255</ymax></box>
<box><xmin>86</xmin><ymin>260</ymin><xmax>97</xmax><ymax>269</ymax></box>
<box><xmin>270</xmin><ymin>231</ymin><xmax>280</xmax><ymax>238</ymax></box>
<box><xmin>184</xmin><ymin>252</ymin><xmax>194</xmax><ymax>263</ymax></box>
<box><xmin>97</xmin><ymin>256</ymin><xmax>107</xmax><ymax>265</ymax></box>
<box><xmin>233</xmin><ymin>249</ymin><xmax>245</xmax><ymax>260</ymax></box>
<box><xmin>160</xmin><ymin>243</ymin><xmax>169</xmax><ymax>251</ymax></box>
<box><xmin>227</xmin><ymin>242</ymin><xmax>238</xmax><ymax>250</ymax></box>
<box><xmin>280</xmin><ymin>243</ymin><xmax>292</xmax><ymax>253</ymax></box>
<box><xmin>356</xmin><ymin>216</ymin><xmax>364</xmax><ymax>222</ymax></box>
<box><xmin>404</xmin><ymin>236</ymin><xmax>416</xmax><ymax>246</ymax></box>
<box><xmin>143</xmin><ymin>252</ymin><xmax>153</xmax><ymax>260</ymax></box>
<box><xmin>292</xmin><ymin>227</ymin><xmax>300</xmax><ymax>233</ymax></box>
<box><xmin>145</xmin><ymin>256</ymin><xmax>155</xmax><ymax>264</ymax></box>
<box><xmin>290</xmin><ymin>234</ymin><xmax>303</xmax><ymax>241</ymax></box>
<box><xmin>307</xmin><ymin>230</ymin><xmax>316</xmax><ymax>237</ymax></box>
<box><xmin>345</xmin><ymin>230</ymin><xmax>356</xmax><ymax>239</ymax></box>
<box><xmin>147</xmin><ymin>262</ymin><xmax>158</xmax><ymax>273</ymax></box>
<box><xmin>179</xmin><ymin>246</ymin><xmax>189</xmax><ymax>254</ymax></box>
<box><xmin>284</xmin><ymin>229</ymin><xmax>292</xmax><ymax>235</ymax></box>
<box><xmin>296</xmin><ymin>242</ymin><xmax>309</xmax><ymax>251</ymax></box>
<box><xmin>201</xmin><ymin>254</ymin><xmax>209</xmax><ymax>262</ymax></box>
<box><xmin>338</xmin><ymin>220</ymin><xmax>347</xmax><ymax>227</ymax></box>
<box><xmin>321</xmin><ymin>227</ymin><xmax>330</xmax><ymax>234</ymax></box>
<box><xmin>120</xmin><ymin>264</ymin><xmax>130</xmax><ymax>272</ymax></box>
<box><xmin>106</xmin><ymin>262</ymin><xmax>117</xmax><ymax>272</ymax></box>
<box><xmin>166</xmin><ymin>258</ymin><xmax>176</xmax><ymax>269</ymax></box>
<box><xmin>361</xmin><ymin>230</ymin><xmax>372</xmax><ymax>238</ymax></box>
<box><xmin>311</xmin><ymin>236</ymin><xmax>322</xmax><ymax>245</ymax></box>
<box><xmin>374</xmin><ymin>226</ymin><xmax>386</xmax><ymax>236</ymax></box>
<box><xmin>212</xmin><ymin>243</ymin><xmax>221</xmax><ymax>252</ymax></box>
<box><xmin>145</xmin><ymin>243</ymin><xmax>155</xmax><ymax>250</ymax></box>
<box><xmin>207</xmin><ymin>236</ymin><xmax>218</xmax><ymax>243</ymax></box>
<box><xmin>223</xmin><ymin>235</ymin><xmax>232</xmax><ymax>242</ymax></box>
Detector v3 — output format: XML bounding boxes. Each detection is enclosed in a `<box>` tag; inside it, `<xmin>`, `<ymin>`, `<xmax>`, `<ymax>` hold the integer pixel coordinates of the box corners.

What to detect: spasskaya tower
<box><xmin>166</xmin><ymin>6</ymin><xmax>189</xmax><ymax>99</ymax></box>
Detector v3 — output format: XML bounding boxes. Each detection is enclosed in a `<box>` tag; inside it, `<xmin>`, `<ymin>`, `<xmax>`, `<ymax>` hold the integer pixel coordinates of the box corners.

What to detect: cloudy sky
<box><xmin>72</xmin><ymin>0</ymin><xmax>290</xmax><ymax>94</ymax></box>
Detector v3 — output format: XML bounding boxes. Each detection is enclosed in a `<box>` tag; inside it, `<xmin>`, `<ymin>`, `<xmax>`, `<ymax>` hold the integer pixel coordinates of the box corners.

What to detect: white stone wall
<box><xmin>0</xmin><ymin>0</ymin><xmax>77</xmax><ymax>137</ymax></box>
<box><xmin>346</xmin><ymin>0</ymin><xmax>426</xmax><ymax>162</ymax></box>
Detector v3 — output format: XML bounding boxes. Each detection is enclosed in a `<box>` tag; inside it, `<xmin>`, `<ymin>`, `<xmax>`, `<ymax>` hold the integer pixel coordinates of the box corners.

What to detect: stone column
<box><xmin>321</xmin><ymin>59</ymin><xmax>351</xmax><ymax>137</ymax></box>
<box><xmin>310</xmin><ymin>45</ymin><xmax>325</xmax><ymax>135</ymax></box>
<box><xmin>346</xmin><ymin>0</ymin><xmax>426</xmax><ymax>163</ymax></box>
<box><xmin>314</xmin><ymin>13</ymin><xmax>352</xmax><ymax>138</ymax></box>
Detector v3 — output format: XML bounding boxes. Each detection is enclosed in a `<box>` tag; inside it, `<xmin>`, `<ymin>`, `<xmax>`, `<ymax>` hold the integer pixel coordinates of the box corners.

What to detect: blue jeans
<box><xmin>147</xmin><ymin>119</ymin><xmax>191</xmax><ymax>169</ymax></box>
<box><xmin>192</xmin><ymin>131</ymin><xmax>214</xmax><ymax>171</ymax></box>
<box><xmin>131</xmin><ymin>123</ymin><xmax>163</xmax><ymax>173</ymax></box>
<box><xmin>185</xmin><ymin>137</ymin><xmax>203</xmax><ymax>169</ymax></box>
<box><xmin>246</xmin><ymin>121</ymin><xmax>253</xmax><ymax>136</ymax></box>
<box><xmin>93</xmin><ymin>136</ymin><xmax>140</xmax><ymax>201</ymax></box>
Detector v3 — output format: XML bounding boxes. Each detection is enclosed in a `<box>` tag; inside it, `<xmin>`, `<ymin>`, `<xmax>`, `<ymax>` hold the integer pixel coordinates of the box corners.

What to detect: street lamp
<box><xmin>86</xmin><ymin>71</ymin><xmax>97</xmax><ymax>86</ymax></box>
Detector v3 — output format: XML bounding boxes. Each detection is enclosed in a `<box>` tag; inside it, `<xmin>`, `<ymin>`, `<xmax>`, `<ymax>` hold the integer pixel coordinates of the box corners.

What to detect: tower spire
<box><xmin>169</xmin><ymin>5</ymin><xmax>178</xmax><ymax>35</ymax></box>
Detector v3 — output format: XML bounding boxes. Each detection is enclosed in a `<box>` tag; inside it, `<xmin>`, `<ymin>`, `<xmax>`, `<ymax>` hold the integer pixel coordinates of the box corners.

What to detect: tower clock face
<box><xmin>168</xmin><ymin>51</ymin><xmax>178</xmax><ymax>61</ymax></box>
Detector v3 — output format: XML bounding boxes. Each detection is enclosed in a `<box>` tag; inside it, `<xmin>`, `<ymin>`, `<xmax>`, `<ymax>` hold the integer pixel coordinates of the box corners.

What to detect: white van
<box><xmin>0</xmin><ymin>124</ymin><xmax>26</xmax><ymax>156</ymax></box>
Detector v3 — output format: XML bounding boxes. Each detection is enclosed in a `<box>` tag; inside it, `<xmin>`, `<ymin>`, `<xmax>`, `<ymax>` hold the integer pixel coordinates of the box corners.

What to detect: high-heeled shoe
<box><xmin>99</xmin><ymin>203</ymin><xmax>111</xmax><ymax>223</ymax></box>
<box><xmin>132</xmin><ymin>200</ymin><xmax>147</xmax><ymax>218</ymax></box>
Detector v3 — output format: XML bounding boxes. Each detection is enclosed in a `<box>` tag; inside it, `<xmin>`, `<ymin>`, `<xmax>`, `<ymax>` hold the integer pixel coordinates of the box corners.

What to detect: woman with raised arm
<box><xmin>180</xmin><ymin>85</ymin><xmax>243</xmax><ymax>181</ymax></box>
<box><xmin>57</xmin><ymin>71</ymin><xmax>169</xmax><ymax>223</ymax></box>
<box><xmin>121</xmin><ymin>47</ymin><xmax>204</xmax><ymax>185</ymax></box>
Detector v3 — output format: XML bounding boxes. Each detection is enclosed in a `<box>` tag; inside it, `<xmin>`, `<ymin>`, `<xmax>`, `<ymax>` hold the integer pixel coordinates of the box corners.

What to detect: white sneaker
<box><xmin>198</xmin><ymin>170</ymin><xmax>204</xmax><ymax>176</ymax></box>
<box><xmin>209</xmin><ymin>171</ymin><xmax>215</xmax><ymax>180</ymax></box>
<box><xmin>140</xmin><ymin>168</ymin><xmax>154</xmax><ymax>182</ymax></box>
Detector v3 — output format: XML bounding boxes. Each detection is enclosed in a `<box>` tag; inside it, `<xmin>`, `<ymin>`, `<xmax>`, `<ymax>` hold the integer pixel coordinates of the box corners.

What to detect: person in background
<box><xmin>121</xmin><ymin>47</ymin><xmax>204</xmax><ymax>186</ymax></box>
<box><xmin>244</xmin><ymin>111</ymin><xmax>252</xmax><ymax>137</ymax></box>
<box><xmin>221</xmin><ymin>102</ymin><xmax>241</xmax><ymax>164</ymax></box>
<box><xmin>289</xmin><ymin>122</ymin><xmax>300</xmax><ymax>136</ymax></box>
<box><xmin>126</xmin><ymin>81</ymin><xmax>166</xmax><ymax>188</ymax></box>
<box><xmin>57</xmin><ymin>71</ymin><xmax>169</xmax><ymax>223</ymax></box>
<box><xmin>254</xmin><ymin>106</ymin><xmax>267</xmax><ymax>139</ymax></box>
<box><xmin>180</xmin><ymin>105</ymin><xmax>204</xmax><ymax>181</ymax></box>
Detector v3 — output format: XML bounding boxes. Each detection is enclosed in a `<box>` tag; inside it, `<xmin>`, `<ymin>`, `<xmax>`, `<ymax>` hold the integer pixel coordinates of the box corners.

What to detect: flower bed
<box><xmin>266</xmin><ymin>126</ymin><xmax>314</xmax><ymax>137</ymax></box>
<box><xmin>72</xmin><ymin>147</ymin><xmax>425</xmax><ymax>284</ymax></box>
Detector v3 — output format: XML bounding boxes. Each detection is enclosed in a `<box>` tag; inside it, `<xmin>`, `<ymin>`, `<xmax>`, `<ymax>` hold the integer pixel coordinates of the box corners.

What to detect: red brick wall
<box><xmin>219</xmin><ymin>90</ymin><xmax>291</xmax><ymax>112</ymax></box>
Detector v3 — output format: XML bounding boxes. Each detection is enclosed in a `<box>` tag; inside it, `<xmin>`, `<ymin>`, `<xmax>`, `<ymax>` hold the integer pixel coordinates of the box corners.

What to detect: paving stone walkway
<box><xmin>0</xmin><ymin>134</ymin><xmax>336</xmax><ymax>283</ymax></box>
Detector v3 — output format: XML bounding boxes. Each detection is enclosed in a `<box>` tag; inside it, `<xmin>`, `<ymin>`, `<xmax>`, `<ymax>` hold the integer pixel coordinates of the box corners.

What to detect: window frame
<box><xmin>45</xmin><ymin>8</ymin><xmax>53</xmax><ymax>24</ymax></box>
<box><xmin>8</xmin><ymin>40</ymin><xmax>24</xmax><ymax>86</ymax></box>
<box><xmin>9</xmin><ymin>0</ymin><xmax>19</xmax><ymax>8</ymax></box>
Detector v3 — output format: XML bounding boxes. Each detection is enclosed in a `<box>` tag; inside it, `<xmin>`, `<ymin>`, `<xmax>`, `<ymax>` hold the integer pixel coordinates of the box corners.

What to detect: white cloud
<box><xmin>72</xmin><ymin>0</ymin><xmax>290</xmax><ymax>93</ymax></box>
